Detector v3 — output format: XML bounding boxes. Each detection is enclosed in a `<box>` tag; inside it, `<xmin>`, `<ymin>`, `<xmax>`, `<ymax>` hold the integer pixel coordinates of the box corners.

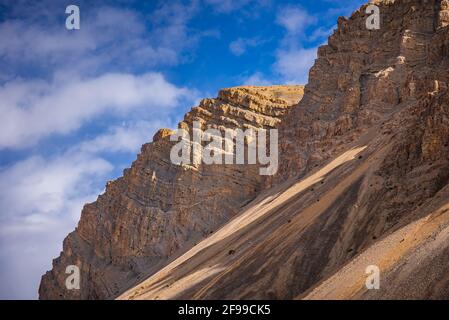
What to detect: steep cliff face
<box><xmin>38</xmin><ymin>86</ymin><xmax>304</xmax><ymax>299</ymax></box>
<box><xmin>274</xmin><ymin>0</ymin><xmax>449</xmax><ymax>183</ymax></box>
<box><xmin>42</xmin><ymin>0</ymin><xmax>449</xmax><ymax>300</ymax></box>
<box><xmin>119</xmin><ymin>0</ymin><xmax>449</xmax><ymax>300</ymax></box>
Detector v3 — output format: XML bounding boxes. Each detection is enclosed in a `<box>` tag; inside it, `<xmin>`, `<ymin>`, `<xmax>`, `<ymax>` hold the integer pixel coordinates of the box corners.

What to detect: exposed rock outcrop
<box><xmin>119</xmin><ymin>0</ymin><xmax>449</xmax><ymax>300</ymax></box>
<box><xmin>275</xmin><ymin>0</ymin><xmax>448</xmax><ymax>183</ymax></box>
<box><xmin>42</xmin><ymin>0</ymin><xmax>449</xmax><ymax>300</ymax></box>
<box><xmin>38</xmin><ymin>86</ymin><xmax>304</xmax><ymax>299</ymax></box>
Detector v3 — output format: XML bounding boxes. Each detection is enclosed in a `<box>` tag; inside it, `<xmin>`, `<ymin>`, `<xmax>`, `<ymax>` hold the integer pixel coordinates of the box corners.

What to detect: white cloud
<box><xmin>78</xmin><ymin>120</ymin><xmax>172</xmax><ymax>154</ymax></box>
<box><xmin>242</xmin><ymin>72</ymin><xmax>272</xmax><ymax>86</ymax></box>
<box><xmin>229</xmin><ymin>37</ymin><xmax>264</xmax><ymax>56</ymax></box>
<box><xmin>0</xmin><ymin>114</ymin><xmax>177</xmax><ymax>299</ymax></box>
<box><xmin>0</xmin><ymin>150</ymin><xmax>113</xmax><ymax>299</ymax></box>
<box><xmin>0</xmin><ymin>73</ymin><xmax>193</xmax><ymax>149</ymax></box>
<box><xmin>309</xmin><ymin>25</ymin><xmax>336</xmax><ymax>42</ymax></box>
<box><xmin>245</xmin><ymin>46</ymin><xmax>317</xmax><ymax>86</ymax></box>
<box><xmin>245</xmin><ymin>6</ymin><xmax>317</xmax><ymax>86</ymax></box>
<box><xmin>0</xmin><ymin>154</ymin><xmax>111</xmax><ymax>227</ymax></box>
<box><xmin>0</xmin><ymin>0</ymin><xmax>213</xmax><ymax>300</ymax></box>
<box><xmin>0</xmin><ymin>20</ymin><xmax>93</xmax><ymax>61</ymax></box>
<box><xmin>270</xmin><ymin>6</ymin><xmax>318</xmax><ymax>85</ymax></box>
<box><xmin>0</xmin><ymin>1</ymin><xmax>206</xmax><ymax>300</ymax></box>
<box><xmin>276</xmin><ymin>5</ymin><xmax>316</xmax><ymax>35</ymax></box>
<box><xmin>0</xmin><ymin>4</ymin><xmax>207</xmax><ymax>77</ymax></box>
<box><xmin>229</xmin><ymin>39</ymin><xmax>248</xmax><ymax>56</ymax></box>
<box><xmin>204</xmin><ymin>0</ymin><xmax>253</xmax><ymax>13</ymax></box>
<box><xmin>274</xmin><ymin>47</ymin><xmax>317</xmax><ymax>84</ymax></box>
<box><xmin>0</xmin><ymin>3</ymin><xmax>203</xmax><ymax>149</ymax></box>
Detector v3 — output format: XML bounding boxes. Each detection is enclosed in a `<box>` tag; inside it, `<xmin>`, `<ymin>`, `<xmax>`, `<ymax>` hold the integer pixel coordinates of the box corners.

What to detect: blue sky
<box><xmin>0</xmin><ymin>0</ymin><xmax>366</xmax><ymax>299</ymax></box>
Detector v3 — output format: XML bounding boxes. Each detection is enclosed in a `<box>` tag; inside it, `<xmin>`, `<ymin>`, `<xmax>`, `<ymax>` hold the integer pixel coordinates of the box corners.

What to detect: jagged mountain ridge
<box><xmin>38</xmin><ymin>86</ymin><xmax>304</xmax><ymax>299</ymax></box>
<box><xmin>41</xmin><ymin>0</ymin><xmax>449</xmax><ymax>300</ymax></box>
<box><xmin>119</xmin><ymin>0</ymin><xmax>449</xmax><ymax>300</ymax></box>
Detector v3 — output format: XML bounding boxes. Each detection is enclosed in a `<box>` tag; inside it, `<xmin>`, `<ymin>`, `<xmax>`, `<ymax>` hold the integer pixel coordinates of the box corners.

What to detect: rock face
<box><xmin>118</xmin><ymin>0</ymin><xmax>449</xmax><ymax>300</ymax></box>
<box><xmin>38</xmin><ymin>86</ymin><xmax>304</xmax><ymax>299</ymax></box>
<box><xmin>275</xmin><ymin>0</ymin><xmax>449</xmax><ymax>183</ymax></box>
<box><xmin>42</xmin><ymin>0</ymin><xmax>449</xmax><ymax>300</ymax></box>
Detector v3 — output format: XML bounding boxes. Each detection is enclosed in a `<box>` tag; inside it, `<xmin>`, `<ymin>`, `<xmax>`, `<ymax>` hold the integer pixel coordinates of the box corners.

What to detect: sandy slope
<box><xmin>119</xmin><ymin>117</ymin><xmax>449</xmax><ymax>300</ymax></box>
<box><xmin>118</xmin><ymin>143</ymin><xmax>373</xmax><ymax>300</ymax></box>
<box><xmin>44</xmin><ymin>0</ymin><xmax>449</xmax><ymax>300</ymax></box>
<box><xmin>304</xmin><ymin>203</ymin><xmax>449</xmax><ymax>300</ymax></box>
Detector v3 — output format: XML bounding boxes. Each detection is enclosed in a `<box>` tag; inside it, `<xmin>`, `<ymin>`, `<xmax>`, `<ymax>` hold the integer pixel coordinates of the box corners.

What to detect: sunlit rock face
<box><xmin>275</xmin><ymin>0</ymin><xmax>449</xmax><ymax>183</ymax></box>
<box><xmin>120</xmin><ymin>0</ymin><xmax>449</xmax><ymax>300</ymax></box>
<box><xmin>42</xmin><ymin>0</ymin><xmax>449</xmax><ymax>300</ymax></box>
<box><xmin>38</xmin><ymin>86</ymin><xmax>304</xmax><ymax>299</ymax></box>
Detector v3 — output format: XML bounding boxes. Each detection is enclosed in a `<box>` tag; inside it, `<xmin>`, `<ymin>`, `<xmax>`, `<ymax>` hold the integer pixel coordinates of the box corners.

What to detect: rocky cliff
<box><xmin>274</xmin><ymin>0</ymin><xmax>449</xmax><ymax>183</ymax></box>
<box><xmin>42</xmin><ymin>0</ymin><xmax>449</xmax><ymax>300</ymax></box>
<box><xmin>38</xmin><ymin>86</ymin><xmax>304</xmax><ymax>299</ymax></box>
<box><xmin>118</xmin><ymin>0</ymin><xmax>449</xmax><ymax>300</ymax></box>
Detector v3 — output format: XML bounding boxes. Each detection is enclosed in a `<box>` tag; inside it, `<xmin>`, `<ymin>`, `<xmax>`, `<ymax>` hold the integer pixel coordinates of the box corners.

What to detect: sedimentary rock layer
<box><xmin>38</xmin><ymin>86</ymin><xmax>304</xmax><ymax>299</ymax></box>
<box><xmin>121</xmin><ymin>0</ymin><xmax>449</xmax><ymax>300</ymax></box>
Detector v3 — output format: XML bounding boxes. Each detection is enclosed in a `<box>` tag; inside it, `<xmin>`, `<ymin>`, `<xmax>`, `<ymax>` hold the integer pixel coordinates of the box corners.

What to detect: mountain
<box><xmin>42</xmin><ymin>0</ymin><xmax>449</xmax><ymax>300</ymax></box>
<box><xmin>39</xmin><ymin>86</ymin><xmax>304</xmax><ymax>299</ymax></box>
<box><xmin>118</xmin><ymin>0</ymin><xmax>449</xmax><ymax>300</ymax></box>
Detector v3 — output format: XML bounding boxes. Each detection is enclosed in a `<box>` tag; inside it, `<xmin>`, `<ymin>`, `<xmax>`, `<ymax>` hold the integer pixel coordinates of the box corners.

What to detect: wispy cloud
<box><xmin>0</xmin><ymin>115</ymin><xmax>174</xmax><ymax>299</ymax></box>
<box><xmin>0</xmin><ymin>150</ymin><xmax>112</xmax><ymax>299</ymax></box>
<box><xmin>242</xmin><ymin>5</ymin><xmax>318</xmax><ymax>85</ymax></box>
<box><xmin>204</xmin><ymin>0</ymin><xmax>270</xmax><ymax>14</ymax></box>
<box><xmin>0</xmin><ymin>73</ymin><xmax>193</xmax><ymax>149</ymax></box>
<box><xmin>0</xmin><ymin>0</ymin><xmax>202</xmax><ymax>299</ymax></box>
<box><xmin>242</xmin><ymin>72</ymin><xmax>273</xmax><ymax>86</ymax></box>
<box><xmin>77</xmin><ymin>120</ymin><xmax>171</xmax><ymax>154</ymax></box>
<box><xmin>272</xmin><ymin>5</ymin><xmax>318</xmax><ymax>84</ymax></box>
<box><xmin>0</xmin><ymin>2</ymin><xmax>212</xmax><ymax>80</ymax></box>
<box><xmin>275</xmin><ymin>5</ymin><xmax>316</xmax><ymax>36</ymax></box>
<box><xmin>229</xmin><ymin>37</ymin><xmax>266</xmax><ymax>56</ymax></box>
<box><xmin>274</xmin><ymin>47</ymin><xmax>317</xmax><ymax>84</ymax></box>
